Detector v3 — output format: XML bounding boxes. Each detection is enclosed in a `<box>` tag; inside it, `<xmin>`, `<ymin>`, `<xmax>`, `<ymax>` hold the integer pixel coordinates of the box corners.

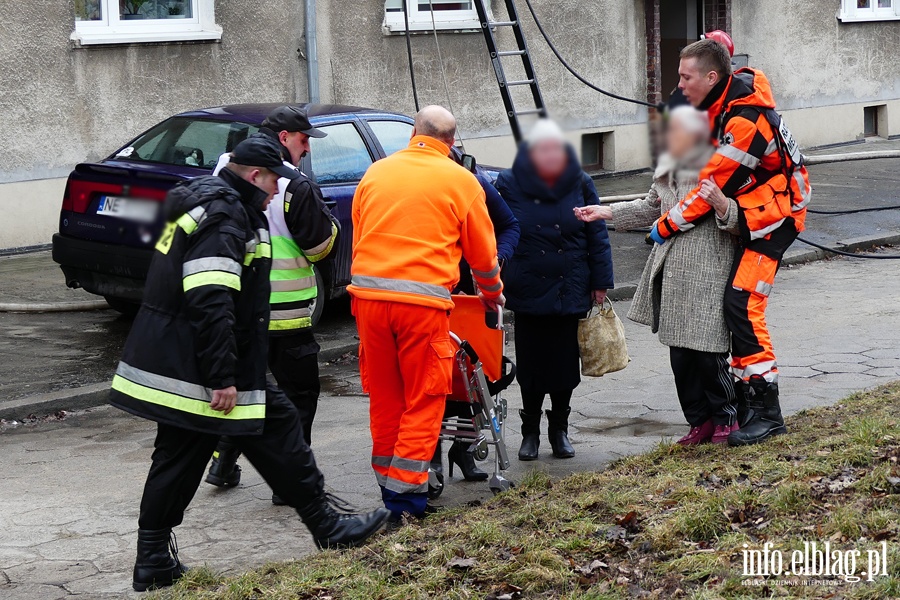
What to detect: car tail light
<box><xmin>63</xmin><ymin>179</ymin><xmax>122</xmax><ymax>213</ymax></box>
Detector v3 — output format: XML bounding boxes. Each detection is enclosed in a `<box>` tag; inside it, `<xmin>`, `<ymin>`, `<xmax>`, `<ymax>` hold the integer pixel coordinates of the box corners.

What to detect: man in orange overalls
<box><xmin>349</xmin><ymin>105</ymin><xmax>505</xmax><ymax>519</ymax></box>
<box><xmin>651</xmin><ymin>39</ymin><xmax>811</xmax><ymax>447</ymax></box>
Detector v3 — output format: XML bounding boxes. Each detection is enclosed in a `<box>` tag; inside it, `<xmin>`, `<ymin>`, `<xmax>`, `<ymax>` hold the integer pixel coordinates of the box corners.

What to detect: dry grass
<box><xmin>157</xmin><ymin>383</ymin><xmax>900</xmax><ymax>599</ymax></box>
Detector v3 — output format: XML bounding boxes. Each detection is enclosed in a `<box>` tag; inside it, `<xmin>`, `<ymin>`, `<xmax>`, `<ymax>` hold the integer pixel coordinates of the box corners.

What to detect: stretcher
<box><xmin>429</xmin><ymin>295</ymin><xmax>516</xmax><ymax>497</ymax></box>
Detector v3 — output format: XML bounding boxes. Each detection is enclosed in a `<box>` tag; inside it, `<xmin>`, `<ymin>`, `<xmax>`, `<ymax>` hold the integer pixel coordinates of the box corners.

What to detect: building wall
<box><xmin>316</xmin><ymin>0</ymin><xmax>652</xmax><ymax>171</ymax></box>
<box><xmin>733</xmin><ymin>0</ymin><xmax>900</xmax><ymax>145</ymax></box>
<box><xmin>0</xmin><ymin>1</ymin><xmax>307</xmax><ymax>249</ymax></box>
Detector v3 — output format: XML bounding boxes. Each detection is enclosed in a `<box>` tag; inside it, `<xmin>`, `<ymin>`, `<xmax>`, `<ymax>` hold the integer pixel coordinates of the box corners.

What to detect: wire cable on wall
<box><xmin>520</xmin><ymin>0</ymin><xmax>664</xmax><ymax>111</ymax></box>
<box><xmin>402</xmin><ymin>0</ymin><xmax>421</xmax><ymax>112</ymax></box>
<box><xmin>428</xmin><ymin>0</ymin><xmax>467</xmax><ymax>152</ymax></box>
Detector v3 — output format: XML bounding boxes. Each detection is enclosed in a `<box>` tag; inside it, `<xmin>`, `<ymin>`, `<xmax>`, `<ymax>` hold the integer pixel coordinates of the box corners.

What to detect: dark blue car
<box><xmin>52</xmin><ymin>103</ymin><xmax>416</xmax><ymax>320</ymax></box>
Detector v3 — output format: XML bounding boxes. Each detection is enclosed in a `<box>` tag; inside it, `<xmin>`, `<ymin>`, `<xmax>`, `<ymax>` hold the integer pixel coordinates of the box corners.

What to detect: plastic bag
<box><xmin>578</xmin><ymin>299</ymin><xmax>630</xmax><ymax>377</ymax></box>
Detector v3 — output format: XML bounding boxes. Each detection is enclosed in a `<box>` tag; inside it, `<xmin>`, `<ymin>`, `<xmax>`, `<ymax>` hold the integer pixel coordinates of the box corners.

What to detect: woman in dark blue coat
<box><xmin>495</xmin><ymin>119</ymin><xmax>614</xmax><ymax>461</ymax></box>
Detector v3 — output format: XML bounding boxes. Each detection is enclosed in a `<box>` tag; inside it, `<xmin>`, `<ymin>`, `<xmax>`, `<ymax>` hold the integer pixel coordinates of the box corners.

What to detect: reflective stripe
<box><xmin>471</xmin><ymin>264</ymin><xmax>500</xmax><ymax>279</ymax></box>
<box><xmin>748</xmin><ymin>218</ymin><xmax>786</xmax><ymax>241</ymax></box>
<box><xmin>755</xmin><ymin>281</ymin><xmax>774</xmax><ymax>296</ymax></box>
<box><xmin>269</xmin><ymin>317</ymin><xmax>312</xmax><ymax>331</ymax></box>
<box><xmin>734</xmin><ymin>361</ymin><xmax>778</xmax><ymax>382</ymax></box>
<box><xmin>271</xmin><ymin>276</ymin><xmax>317</xmax><ymax>293</ymax></box>
<box><xmin>303</xmin><ymin>223</ymin><xmax>338</xmax><ymax>263</ymax></box>
<box><xmin>116</xmin><ymin>361</ymin><xmax>265</xmax><ymax>406</ymax></box>
<box><xmin>717</xmin><ymin>145</ymin><xmax>761</xmax><ymax>170</ymax></box>
<box><xmin>350</xmin><ymin>275</ymin><xmax>451</xmax><ymax>301</ymax></box>
<box><xmin>112</xmin><ymin>375</ymin><xmax>265</xmax><ymax>421</ymax></box>
<box><xmin>371</xmin><ymin>455</ymin><xmax>392</xmax><ymax>468</ymax></box>
<box><xmin>764</xmin><ymin>138</ymin><xmax>778</xmax><ymax>156</ymax></box>
<box><xmin>176</xmin><ymin>206</ymin><xmax>207</xmax><ymax>234</ymax></box>
<box><xmin>391</xmin><ymin>456</ymin><xmax>430</xmax><ymax>473</ymax></box>
<box><xmin>792</xmin><ymin>170</ymin><xmax>812</xmax><ymax>210</ymax></box>
<box><xmin>271</xmin><ymin>307</ymin><xmax>312</xmax><ymax>321</ymax></box>
<box><xmin>182</xmin><ymin>257</ymin><xmax>242</xmax><ymax>278</ymax></box>
<box><xmin>183</xmin><ymin>271</ymin><xmax>241</xmax><ymax>292</ymax></box>
<box><xmin>272</xmin><ymin>258</ymin><xmax>304</xmax><ymax>271</ymax></box>
<box><xmin>479</xmin><ymin>281</ymin><xmax>503</xmax><ymax>293</ymax></box>
<box><xmin>384</xmin><ymin>476</ymin><xmax>429</xmax><ymax>494</ymax></box>
<box><xmin>667</xmin><ymin>201</ymin><xmax>695</xmax><ymax>233</ymax></box>
<box><xmin>257</xmin><ymin>228</ymin><xmax>270</xmax><ymax>243</ymax></box>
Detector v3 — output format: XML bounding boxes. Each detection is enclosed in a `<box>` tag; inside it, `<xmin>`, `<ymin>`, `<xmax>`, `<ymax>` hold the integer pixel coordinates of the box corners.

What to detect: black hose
<box><xmin>807</xmin><ymin>205</ymin><xmax>900</xmax><ymax>215</ymax></box>
<box><xmin>521</xmin><ymin>0</ymin><xmax>664</xmax><ymax>111</ymax></box>
<box><xmin>796</xmin><ymin>237</ymin><xmax>900</xmax><ymax>259</ymax></box>
<box><xmin>402</xmin><ymin>1</ymin><xmax>420</xmax><ymax>112</ymax></box>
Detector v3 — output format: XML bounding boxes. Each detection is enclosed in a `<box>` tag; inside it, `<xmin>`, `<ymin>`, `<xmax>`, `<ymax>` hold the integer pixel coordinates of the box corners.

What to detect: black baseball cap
<box><xmin>230</xmin><ymin>136</ymin><xmax>297</xmax><ymax>179</ymax></box>
<box><xmin>262</xmin><ymin>106</ymin><xmax>327</xmax><ymax>138</ymax></box>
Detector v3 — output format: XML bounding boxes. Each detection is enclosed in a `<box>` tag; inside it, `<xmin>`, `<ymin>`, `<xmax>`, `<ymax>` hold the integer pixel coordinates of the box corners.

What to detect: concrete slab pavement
<box><xmin>2</xmin><ymin>253</ymin><xmax>900</xmax><ymax>598</ymax></box>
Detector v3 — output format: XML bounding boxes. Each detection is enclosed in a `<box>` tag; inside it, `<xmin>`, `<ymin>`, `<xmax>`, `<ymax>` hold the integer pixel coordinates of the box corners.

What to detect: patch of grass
<box><xmin>156</xmin><ymin>382</ymin><xmax>900</xmax><ymax>600</ymax></box>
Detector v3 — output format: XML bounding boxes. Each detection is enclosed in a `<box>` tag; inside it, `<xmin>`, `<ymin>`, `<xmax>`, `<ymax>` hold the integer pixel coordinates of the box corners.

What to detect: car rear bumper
<box><xmin>52</xmin><ymin>234</ymin><xmax>152</xmax><ymax>302</ymax></box>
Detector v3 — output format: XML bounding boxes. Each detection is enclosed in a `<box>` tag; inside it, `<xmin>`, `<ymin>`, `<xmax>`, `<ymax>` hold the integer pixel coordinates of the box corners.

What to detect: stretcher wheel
<box><xmin>473</xmin><ymin>439</ymin><xmax>489</xmax><ymax>461</ymax></box>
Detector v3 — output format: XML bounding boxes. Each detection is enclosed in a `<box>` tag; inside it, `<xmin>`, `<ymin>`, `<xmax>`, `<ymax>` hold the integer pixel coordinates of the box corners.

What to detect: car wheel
<box><xmin>104</xmin><ymin>296</ymin><xmax>140</xmax><ymax>317</ymax></box>
<box><xmin>308</xmin><ymin>266</ymin><xmax>326</xmax><ymax>327</ymax></box>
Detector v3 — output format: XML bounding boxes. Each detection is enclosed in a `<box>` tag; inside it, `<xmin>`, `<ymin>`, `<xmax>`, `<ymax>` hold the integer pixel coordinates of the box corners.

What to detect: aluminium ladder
<box><xmin>474</xmin><ymin>0</ymin><xmax>548</xmax><ymax>143</ymax></box>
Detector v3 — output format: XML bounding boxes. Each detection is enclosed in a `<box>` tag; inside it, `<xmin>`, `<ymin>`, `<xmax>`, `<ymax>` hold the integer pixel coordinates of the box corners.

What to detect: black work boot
<box><xmin>546</xmin><ymin>408</ymin><xmax>575</xmax><ymax>458</ymax></box>
<box><xmin>205</xmin><ymin>442</ymin><xmax>242</xmax><ymax>488</ymax></box>
<box><xmin>428</xmin><ymin>439</ymin><xmax>444</xmax><ymax>499</ymax></box>
<box><xmin>518</xmin><ymin>410</ymin><xmax>541</xmax><ymax>461</ymax></box>
<box><xmin>132</xmin><ymin>528</ymin><xmax>187</xmax><ymax>592</ymax></box>
<box><xmin>727</xmin><ymin>377</ymin><xmax>787</xmax><ymax>446</ymax></box>
<box><xmin>298</xmin><ymin>493</ymin><xmax>391</xmax><ymax>549</ymax></box>
<box><xmin>734</xmin><ymin>379</ymin><xmax>753</xmax><ymax>428</ymax></box>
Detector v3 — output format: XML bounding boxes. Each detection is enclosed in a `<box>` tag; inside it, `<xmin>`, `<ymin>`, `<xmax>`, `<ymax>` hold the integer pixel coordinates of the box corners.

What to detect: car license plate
<box><xmin>96</xmin><ymin>196</ymin><xmax>159</xmax><ymax>224</ymax></box>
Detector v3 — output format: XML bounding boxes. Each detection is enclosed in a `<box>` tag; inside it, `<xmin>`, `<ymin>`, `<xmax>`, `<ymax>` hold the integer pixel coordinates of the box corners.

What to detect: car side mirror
<box><xmin>460</xmin><ymin>154</ymin><xmax>477</xmax><ymax>173</ymax></box>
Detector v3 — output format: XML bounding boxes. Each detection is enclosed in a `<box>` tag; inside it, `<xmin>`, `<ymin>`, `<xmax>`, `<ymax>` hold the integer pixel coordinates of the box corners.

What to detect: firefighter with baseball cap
<box><xmin>350</xmin><ymin>105</ymin><xmax>504</xmax><ymax>520</ymax></box>
<box><xmin>110</xmin><ymin>135</ymin><xmax>389</xmax><ymax>592</ymax></box>
<box><xmin>650</xmin><ymin>39</ymin><xmax>811</xmax><ymax>447</ymax></box>
<box><xmin>207</xmin><ymin>106</ymin><xmax>339</xmax><ymax>503</ymax></box>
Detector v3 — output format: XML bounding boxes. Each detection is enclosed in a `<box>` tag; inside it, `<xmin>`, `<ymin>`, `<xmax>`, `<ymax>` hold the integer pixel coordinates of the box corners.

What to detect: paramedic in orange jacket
<box><xmin>651</xmin><ymin>40</ymin><xmax>811</xmax><ymax>447</ymax></box>
<box><xmin>349</xmin><ymin>105</ymin><xmax>505</xmax><ymax>519</ymax></box>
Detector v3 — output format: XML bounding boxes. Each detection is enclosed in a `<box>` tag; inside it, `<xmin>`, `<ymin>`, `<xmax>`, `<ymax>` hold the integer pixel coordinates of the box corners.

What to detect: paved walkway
<box><xmin>2</xmin><ymin>254</ymin><xmax>900</xmax><ymax>598</ymax></box>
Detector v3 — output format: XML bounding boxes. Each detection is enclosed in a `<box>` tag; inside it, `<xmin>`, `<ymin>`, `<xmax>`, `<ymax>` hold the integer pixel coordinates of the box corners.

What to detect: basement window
<box><xmin>581</xmin><ymin>132</ymin><xmax>613</xmax><ymax>173</ymax></box>
<box><xmin>72</xmin><ymin>0</ymin><xmax>222</xmax><ymax>46</ymax></box>
<box><xmin>383</xmin><ymin>0</ymin><xmax>481</xmax><ymax>33</ymax></box>
<box><xmin>838</xmin><ymin>0</ymin><xmax>900</xmax><ymax>22</ymax></box>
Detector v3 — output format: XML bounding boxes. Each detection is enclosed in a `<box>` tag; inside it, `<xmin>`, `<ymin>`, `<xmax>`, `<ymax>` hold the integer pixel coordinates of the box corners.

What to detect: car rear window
<box><xmin>113</xmin><ymin>117</ymin><xmax>260</xmax><ymax>169</ymax></box>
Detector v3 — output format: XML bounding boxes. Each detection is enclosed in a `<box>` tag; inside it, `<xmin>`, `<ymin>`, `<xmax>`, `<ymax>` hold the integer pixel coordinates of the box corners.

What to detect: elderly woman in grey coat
<box><xmin>575</xmin><ymin>106</ymin><xmax>740</xmax><ymax>445</ymax></box>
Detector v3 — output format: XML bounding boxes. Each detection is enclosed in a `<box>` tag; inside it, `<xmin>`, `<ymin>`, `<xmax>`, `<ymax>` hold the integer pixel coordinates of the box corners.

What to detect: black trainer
<box><xmin>132</xmin><ymin>528</ymin><xmax>187</xmax><ymax>592</ymax></box>
<box><xmin>727</xmin><ymin>377</ymin><xmax>787</xmax><ymax>446</ymax></box>
<box><xmin>298</xmin><ymin>493</ymin><xmax>391</xmax><ymax>549</ymax></box>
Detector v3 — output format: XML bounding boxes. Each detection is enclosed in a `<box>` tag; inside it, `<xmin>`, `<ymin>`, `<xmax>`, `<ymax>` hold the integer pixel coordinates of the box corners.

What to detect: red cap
<box><xmin>703</xmin><ymin>30</ymin><xmax>735</xmax><ymax>57</ymax></box>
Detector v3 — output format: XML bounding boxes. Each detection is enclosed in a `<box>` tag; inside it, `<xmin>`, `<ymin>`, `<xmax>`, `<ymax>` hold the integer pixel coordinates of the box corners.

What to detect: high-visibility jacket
<box><xmin>348</xmin><ymin>135</ymin><xmax>503</xmax><ymax>310</ymax></box>
<box><xmin>110</xmin><ymin>169</ymin><xmax>272</xmax><ymax>436</ymax></box>
<box><xmin>214</xmin><ymin>145</ymin><xmax>338</xmax><ymax>334</ymax></box>
<box><xmin>657</xmin><ymin>68</ymin><xmax>811</xmax><ymax>252</ymax></box>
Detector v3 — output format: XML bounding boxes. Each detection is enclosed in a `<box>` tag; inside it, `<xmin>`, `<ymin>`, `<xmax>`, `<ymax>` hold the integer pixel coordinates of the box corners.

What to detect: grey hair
<box><xmin>669</xmin><ymin>105</ymin><xmax>710</xmax><ymax>137</ymax></box>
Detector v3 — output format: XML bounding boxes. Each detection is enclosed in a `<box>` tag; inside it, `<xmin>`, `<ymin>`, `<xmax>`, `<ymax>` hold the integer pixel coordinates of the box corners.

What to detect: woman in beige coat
<box><xmin>575</xmin><ymin>106</ymin><xmax>740</xmax><ymax>445</ymax></box>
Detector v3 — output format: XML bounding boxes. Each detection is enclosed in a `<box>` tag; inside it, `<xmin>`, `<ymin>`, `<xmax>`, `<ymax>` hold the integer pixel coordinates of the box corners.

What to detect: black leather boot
<box><xmin>205</xmin><ymin>440</ymin><xmax>242</xmax><ymax>488</ymax></box>
<box><xmin>727</xmin><ymin>377</ymin><xmax>787</xmax><ymax>446</ymax></box>
<box><xmin>298</xmin><ymin>493</ymin><xmax>391</xmax><ymax>549</ymax></box>
<box><xmin>132</xmin><ymin>528</ymin><xmax>187</xmax><ymax>592</ymax></box>
<box><xmin>428</xmin><ymin>439</ymin><xmax>444</xmax><ymax>499</ymax></box>
<box><xmin>518</xmin><ymin>410</ymin><xmax>541</xmax><ymax>461</ymax></box>
<box><xmin>546</xmin><ymin>408</ymin><xmax>575</xmax><ymax>458</ymax></box>
<box><xmin>448</xmin><ymin>439</ymin><xmax>488</xmax><ymax>481</ymax></box>
<box><xmin>734</xmin><ymin>379</ymin><xmax>753</xmax><ymax>428</ymax></box>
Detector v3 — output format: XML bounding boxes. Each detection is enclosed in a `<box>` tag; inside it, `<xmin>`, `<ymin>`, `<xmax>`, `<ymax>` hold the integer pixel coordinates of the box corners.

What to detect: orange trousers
<box><xmin>354</xmin><ymin>298</ymin><xmax>455</xmax><ymax>517</ymax></box>
<box><xmin>724</xmin><ymin>248</ymin><xmax>779</xmax><ymax>383</ymax></box>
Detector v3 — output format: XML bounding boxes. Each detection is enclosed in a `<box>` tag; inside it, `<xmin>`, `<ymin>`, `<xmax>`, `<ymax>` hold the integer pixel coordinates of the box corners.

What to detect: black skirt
<box><xmin>513</xmin><ymin>312</ymin><xmax>583</xmax><ymax>394</ymax></box>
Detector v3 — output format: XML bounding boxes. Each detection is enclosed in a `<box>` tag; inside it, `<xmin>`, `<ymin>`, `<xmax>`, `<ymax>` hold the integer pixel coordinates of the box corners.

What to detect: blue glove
<box><xmin>648</xmin><ymin>224</ymin><xmax>665</xmax><ymax>245</ymax></box>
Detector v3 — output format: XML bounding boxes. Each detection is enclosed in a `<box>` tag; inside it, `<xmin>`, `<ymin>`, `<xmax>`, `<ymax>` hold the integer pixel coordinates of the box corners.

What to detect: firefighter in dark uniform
<box><xmin>109</xmin><ymin>136</ymin><xmax>389</xmax><ymax>592</ymax></box>
<box><xmin>206</xmin><ymin>107</ymin><xmax>339</xmax><ymax>505</ymax></box>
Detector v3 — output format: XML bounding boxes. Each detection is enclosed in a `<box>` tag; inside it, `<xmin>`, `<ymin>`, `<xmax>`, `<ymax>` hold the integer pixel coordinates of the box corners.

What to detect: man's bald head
<box><xmin>413</xmin><ymin>105</ymin><xmax>457</xmax><ymax>147</ymax></box>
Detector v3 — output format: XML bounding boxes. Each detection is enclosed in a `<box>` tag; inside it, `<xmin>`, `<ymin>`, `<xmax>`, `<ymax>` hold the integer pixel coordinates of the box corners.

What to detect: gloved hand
<box><xmin>648</xmin><ymin>224</ymin><xmax>665</xmax><ymax>245</ymax></box>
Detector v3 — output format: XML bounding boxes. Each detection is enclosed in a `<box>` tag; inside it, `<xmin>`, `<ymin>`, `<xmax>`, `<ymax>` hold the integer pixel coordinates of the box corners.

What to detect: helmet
<box><xmin>703</xmin><ymin>30</ymin><xmax>735</xmax><ymax>57</ymax></box>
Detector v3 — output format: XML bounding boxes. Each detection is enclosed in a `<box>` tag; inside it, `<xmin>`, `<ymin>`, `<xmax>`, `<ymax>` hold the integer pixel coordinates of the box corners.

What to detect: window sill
<box><xmin>71</xmin><ymin>28</ymin><xmax>222</xmax><ymax>47</ymax></box>
<box><xmin>837</xmin><ymin>11</ymin><xmax>900</xmax><ymax>22</ymax></box>
<box><xmin>383</xmin><ymin>17</ymin><xmax>482</xmax><ymax>34</ymax></box>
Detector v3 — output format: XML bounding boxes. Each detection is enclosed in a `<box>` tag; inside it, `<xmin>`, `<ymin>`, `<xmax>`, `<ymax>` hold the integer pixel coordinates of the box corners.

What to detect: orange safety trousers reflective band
<box><xmin>724</xmin><ymin>249</ymin><xmax>779</xmax><ymax>383</ymax></box>
<box><xmin>354</xmin><ymin>298</ymin><xmax>454</xmax><ymax>495</ymax></box>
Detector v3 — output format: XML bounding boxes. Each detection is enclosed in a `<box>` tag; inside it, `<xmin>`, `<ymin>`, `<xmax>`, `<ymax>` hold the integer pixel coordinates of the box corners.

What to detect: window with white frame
<box><xmin>838</xmin><ymin>0</ymin><xmax>900</xmax><ymax>22</ymax></box>
<box><xmin>383</xmin><ymin>0</ymin><xmax>482</xmax><ymax>33</ymax></box>
<box><xmin>72</xmin><ymin>0</ymin><xmax>222</xmax><ymax>46</ymax></box>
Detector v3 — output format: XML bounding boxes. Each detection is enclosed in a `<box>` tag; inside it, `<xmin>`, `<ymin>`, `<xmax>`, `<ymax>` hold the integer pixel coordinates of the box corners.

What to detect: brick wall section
<box><xmin>645</xmin><ymin>0</ymin><xmax>661</xmax><ymax>106</ymax></box>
